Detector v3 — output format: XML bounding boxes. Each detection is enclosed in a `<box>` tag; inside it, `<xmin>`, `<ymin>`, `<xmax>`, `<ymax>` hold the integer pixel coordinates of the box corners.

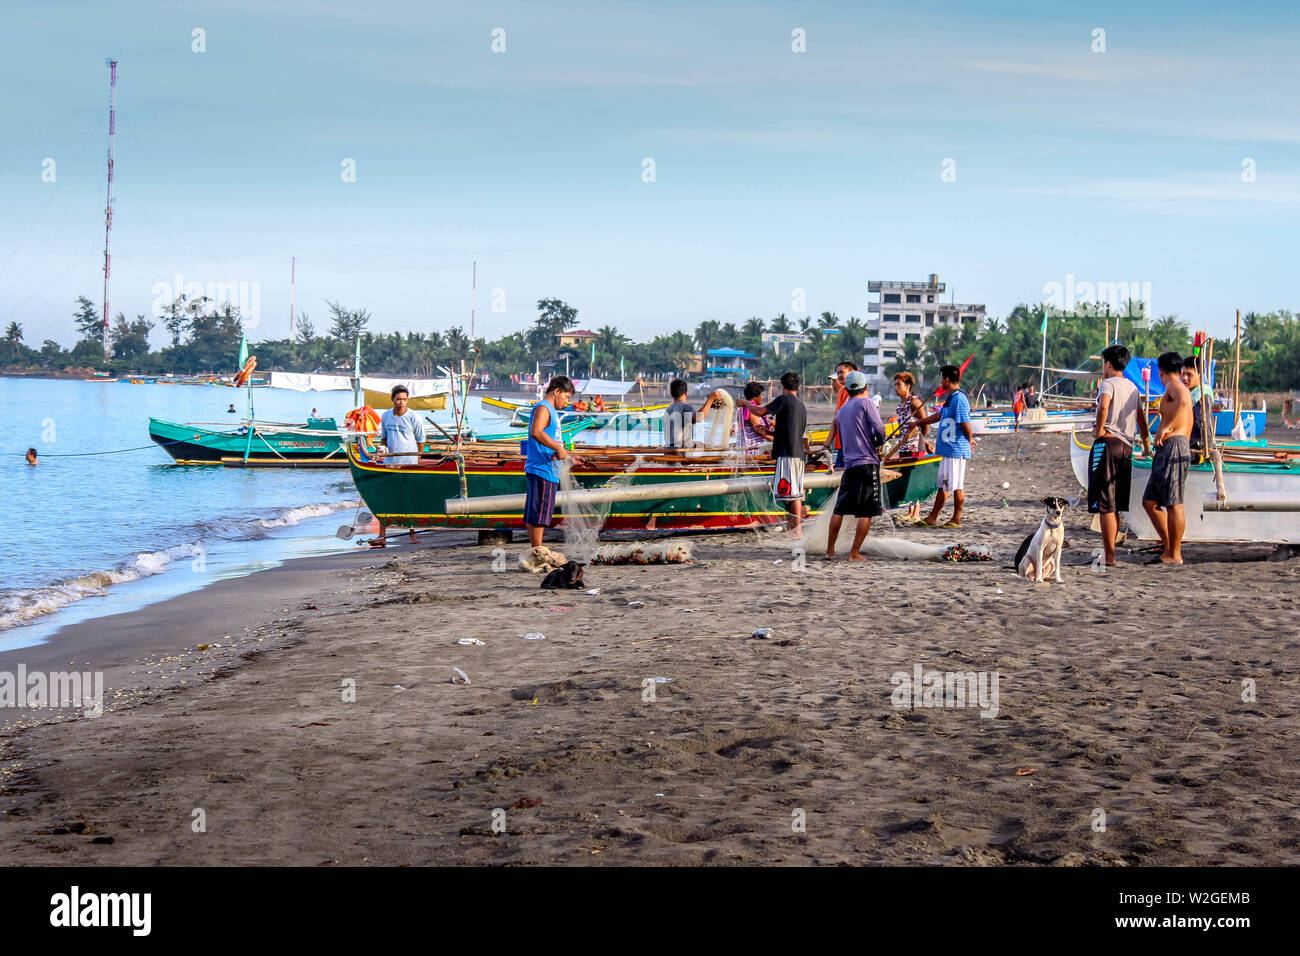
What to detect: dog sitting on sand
<box><xmin>1014</xmin><ymin>496</ymin><xmax>1068</xmax><ymax>584</ymax></box>
<box><xmin>520</xmin><ymin>545</ymin><xmax>569</xmax><ymax>573</ymax></box>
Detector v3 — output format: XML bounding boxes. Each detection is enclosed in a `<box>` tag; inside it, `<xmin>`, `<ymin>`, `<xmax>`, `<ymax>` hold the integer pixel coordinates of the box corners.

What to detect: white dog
<box><xmin>1015</xmin><ymin>496</ymin><xmax>1068</xmax><ymax>583</ymax></box>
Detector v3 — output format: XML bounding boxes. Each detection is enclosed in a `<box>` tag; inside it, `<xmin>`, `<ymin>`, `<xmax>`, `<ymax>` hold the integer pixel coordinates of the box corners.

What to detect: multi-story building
<box><xmin>863</xmin><ymin>274</ymin><xmax>985</xmax><ymax>388</ymax></box>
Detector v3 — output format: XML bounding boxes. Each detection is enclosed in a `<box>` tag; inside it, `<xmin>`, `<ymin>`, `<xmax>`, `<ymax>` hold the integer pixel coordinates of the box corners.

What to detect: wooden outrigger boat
<box><xmin>1069</xmin><ymin>430</ymin><xmax>1300</xmax><ymax>543</ymax></box>
<box><xmin>149</xmin><ymin>416</ymin><xmax>353</xmax><ymax>467</ymax></box>
<box><xmin>347</xmin><ymin>437</ymin><xmax>941</xmax><ymax>535</ymax></box>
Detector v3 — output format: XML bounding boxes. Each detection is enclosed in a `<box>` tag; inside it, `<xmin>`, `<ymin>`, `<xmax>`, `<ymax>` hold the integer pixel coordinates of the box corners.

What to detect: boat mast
<box><xmin>289</xmin><ymin>256</ymin><xmax>295</xmax><ymax>340</ymax></box>
<box><xmin>101</xmin><ymin>58</ymin><xmax>118</xmax><ymax>360</ymax></box>
<box><xmin>471</xmin><ymin>260</ymin><xmax>476</xmax><ymax>341</ymax></box>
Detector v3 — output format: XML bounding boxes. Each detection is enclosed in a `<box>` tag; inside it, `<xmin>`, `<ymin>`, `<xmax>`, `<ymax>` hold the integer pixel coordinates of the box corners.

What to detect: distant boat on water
<box><xmin>148</xmin><ymin>416</ymin><xmax>352</xmax><ymax>467</ymax></box>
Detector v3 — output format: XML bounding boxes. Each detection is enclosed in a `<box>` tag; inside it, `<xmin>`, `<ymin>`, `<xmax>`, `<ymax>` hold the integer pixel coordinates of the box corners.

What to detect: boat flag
<box><xmin>1040</xmin><ymin>311</ymin><xmax>1048</xmax><ymax>334</ymax></box>
<box><xmin>931</xmin><ymin>353</ymin><xmax>976</xmax><ymax>398</ymax></box>
<box><xmin>591</xmin><ymin>340</ymin><xmax>596</xmax><ymax>369</ymax></box>
<box><xmin>237</xmin><ymin>329</ymin><xmax>248</xmax><ymax>368</ymax></box>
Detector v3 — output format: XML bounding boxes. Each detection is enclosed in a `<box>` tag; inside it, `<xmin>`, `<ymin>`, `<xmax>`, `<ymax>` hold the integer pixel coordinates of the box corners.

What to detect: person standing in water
<box><xmin>25</xmin><ymin>448</ymin><xmax>38</xmax><ymax>466</ymax></box>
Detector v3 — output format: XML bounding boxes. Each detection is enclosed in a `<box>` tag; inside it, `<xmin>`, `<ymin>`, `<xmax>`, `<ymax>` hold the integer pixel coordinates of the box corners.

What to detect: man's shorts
<box><xmin>1087</xmin><ymin>436</ymin><xmax>1132</xmax><ymax>514</ymax></box>
<box><xmin>938</xmin><ymin>456</ymin><xmax>967</xmax><ymax>492</ymax></box>
<box><xmin>833</xmin><ymin>464</ymin><xmax>883</xmax><ymax>518</ymax></box>
<box><xmin>1142</xmin><ymin>435</ymin><xmax>1191</xmax><ymax>510</ymax></box>
<box><xmin>524</xmin><ymin>473</ymin><xmax>559</xmax><ymax>527</ymax></box>
<box><xmin>772</xmin><ymin>456</ymin><xmax>805</xmax><ymax>501</ymax></box>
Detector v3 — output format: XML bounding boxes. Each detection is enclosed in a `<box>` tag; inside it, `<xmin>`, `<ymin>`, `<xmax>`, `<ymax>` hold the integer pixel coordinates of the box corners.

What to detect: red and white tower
<box><xmin>101</xmin><ymin>58</ymin><xmax>117</xmax><ymax>358</ymax></box>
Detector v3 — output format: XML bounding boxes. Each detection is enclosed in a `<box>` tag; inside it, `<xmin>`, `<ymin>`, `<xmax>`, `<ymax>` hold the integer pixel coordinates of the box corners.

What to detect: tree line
<box><xmin>2</xmin><ymin>295</ymin><xmax>1297</xmax><ymax>394</ymax></box>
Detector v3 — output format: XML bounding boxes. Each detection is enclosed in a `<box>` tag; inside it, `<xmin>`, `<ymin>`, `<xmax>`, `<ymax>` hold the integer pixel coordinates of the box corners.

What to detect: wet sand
<box><xmin>1</xmin><ymin>432</ymin><xmax>1297</xmax><ymax>865</ymax></box>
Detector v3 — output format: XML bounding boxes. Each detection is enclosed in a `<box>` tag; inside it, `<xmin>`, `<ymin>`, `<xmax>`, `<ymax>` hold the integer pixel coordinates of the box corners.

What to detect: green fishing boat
<box><xmin>346</xmin><ymin>438</ymin><xmax>939</xmax><ymax>533</ymax></box>
<box><xmin>149</xmin><ymin>416</ymin><xmax>350</xmax><ymax>467</ymax></box>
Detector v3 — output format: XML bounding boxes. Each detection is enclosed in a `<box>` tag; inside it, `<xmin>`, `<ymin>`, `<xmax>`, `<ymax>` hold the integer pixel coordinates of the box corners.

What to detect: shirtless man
<box><xmin>1141</xmin><ymin>352</ymin><xmax>1194</xmax><ymax>565</ymax></box>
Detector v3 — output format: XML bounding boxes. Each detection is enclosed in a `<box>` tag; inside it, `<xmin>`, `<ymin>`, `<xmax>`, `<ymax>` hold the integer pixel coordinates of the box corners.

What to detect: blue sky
<box><xmin>1</xmin><ymin>0</ymin><xmax>1297</xmax><ymax>349</ymax></box>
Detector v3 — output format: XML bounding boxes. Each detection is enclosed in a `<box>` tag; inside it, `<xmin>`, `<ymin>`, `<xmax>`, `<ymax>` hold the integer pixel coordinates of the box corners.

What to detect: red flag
<box><xmin>931</xmin><ymin>353</ymin><xmax>975</xmax><ymax>398</ymax></box>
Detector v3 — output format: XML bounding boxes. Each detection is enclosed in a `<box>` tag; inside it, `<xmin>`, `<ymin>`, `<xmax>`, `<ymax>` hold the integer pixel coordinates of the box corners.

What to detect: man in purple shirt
<box><xmin>826</xmin><ymin>371</ymin><xmax>887</xmax><ymax>561</ymax></box>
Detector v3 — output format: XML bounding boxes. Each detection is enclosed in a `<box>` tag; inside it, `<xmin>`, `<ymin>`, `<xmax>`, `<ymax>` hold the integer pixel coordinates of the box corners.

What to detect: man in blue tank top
<box><xmin>525</xmin><ymin>376</ymin><xmax>585</xmax><ymax>548</ymax></box>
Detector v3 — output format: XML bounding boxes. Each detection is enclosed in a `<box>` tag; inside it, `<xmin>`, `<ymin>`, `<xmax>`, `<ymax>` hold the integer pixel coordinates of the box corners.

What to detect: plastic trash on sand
<box><xmin>451</xmin><ymin>668</ymin><xmax>470</xmax><ymax>685</ymax></box>
<box><xmin>455</xmin><ymin>638</ymin><xmax>485</xmax><ymax>646</ymax></box>
<box><xmin>586</xmin><ymin>588</ymin><xmax>600</xmax><ymax>595</ymax></box>
<box><xmin>520</xmin><ymin>632</ymin><xmax>546</xmax><ymax>641</ymax></box>
<box><xmin>626</xmin><ymin>601</ymin><xmax>645</xmax><ymax>608</ymax></box>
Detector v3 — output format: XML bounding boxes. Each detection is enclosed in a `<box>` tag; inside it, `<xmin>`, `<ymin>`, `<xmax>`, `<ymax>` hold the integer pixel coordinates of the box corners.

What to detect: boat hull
<box><xmin>148</xmin><ymin>417</ymin><xmax>349</xmax><ymax>466</ymax></box>
<box><xmin>347</xmin><ymin>443</ymin><xmax>940</xmax><ymax>532</ymax></box>
<box><xmin>1068</xmin><ymin>431</ymin><xmax>1300</xmax><ymax>543</ymax></box>
<box><xmin>1213</xmin><ymin>409</ymin><xmax>1267</xmax><ymax>438</ymax></box>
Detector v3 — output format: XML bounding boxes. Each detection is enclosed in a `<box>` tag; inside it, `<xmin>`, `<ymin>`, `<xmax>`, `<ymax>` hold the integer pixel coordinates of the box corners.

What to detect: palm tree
<box><xmin>769</xmin><ymin>313</ymin><xmax>793</xmax><ymax>334</ymax></box>
<box><xmin>3</xmin><ymin>322</ymin><xmax>22</xmax><ymax>363</ymax></box>
<box><xmin>924</xmin><ymin>326</ymin><xmax>955</xmax><ymax>368</ymax></box>
<box><xmin>818</xmin><ymin>311</ymin><xmax>840</xmax><ymax>330</ymax></box>
<box><xmin>694</xmin><ymin>320</ymin><xmax>721</xmax><ymax>370</ymax></box>
<box><xmin>445</xmin><ymin>326</ymin><xmax>471</xmax><ymax>362</ymax></box>
<box><xmin>1241</xmin><ymin>311</ymin><xmax>1278</xmax><ymax>351</ymax></box>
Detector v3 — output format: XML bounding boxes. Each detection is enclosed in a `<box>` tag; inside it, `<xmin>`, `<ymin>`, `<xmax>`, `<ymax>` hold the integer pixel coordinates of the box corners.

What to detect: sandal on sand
<box><xmin>368</xmin><ymin>540</ymin><xmax>388</xmax><ymax>548</ymax></box>
<box><xmin>941</xmin><ymin>521</ymin><xmax>963</xmax><ymax>529</ymax></box>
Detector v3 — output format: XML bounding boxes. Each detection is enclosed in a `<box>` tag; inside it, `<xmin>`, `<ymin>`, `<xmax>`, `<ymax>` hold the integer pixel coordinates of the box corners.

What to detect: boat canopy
<box><xmin>270</xmin><ymin>371</ymin><xmax>449</xmax><ymax>396</ymax></box>
<box><xmin>571</xmin><ymin>378</ymin><xmax>637</xmax><ymax>396</ymax></box>
<box><xmin>1122</xmin><ymin>357</ymin><xmax>1217</xmax><ymax>397</ymax></box>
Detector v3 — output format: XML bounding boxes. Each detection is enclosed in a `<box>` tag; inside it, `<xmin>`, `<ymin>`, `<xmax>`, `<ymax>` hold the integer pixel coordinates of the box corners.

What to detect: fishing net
<box><xmin>557</xmin><ymin>455</ymin><xmax>643</xmax><ymax>563</ymax></box>
<box><xmin>590</xmin><ymin>540</ymin><xmax>693</xmax><ymax>564</ymax></box>
<box><xmin>701</xmin><ymin>390</ymin><xmax>735</xmax><ymax>449</ymax></box>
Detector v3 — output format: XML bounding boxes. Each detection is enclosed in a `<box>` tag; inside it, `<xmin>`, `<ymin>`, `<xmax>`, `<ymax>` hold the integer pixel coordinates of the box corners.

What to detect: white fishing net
<box><xmin>701</xmin><ymin>390</ymin><xmax>735</xmax><ymax>449</ymax></box>
<box><xmin>557</xmin><ymin>455</ymin><xmax>643</xmax><ymax>563</ymax></box>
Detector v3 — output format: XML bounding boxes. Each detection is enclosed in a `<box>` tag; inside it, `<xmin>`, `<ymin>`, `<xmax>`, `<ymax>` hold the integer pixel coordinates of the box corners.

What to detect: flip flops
<box><xmin>941</xmin><ymin>521</ymin><xmax>963</xmax><ymax>529</ymax></box>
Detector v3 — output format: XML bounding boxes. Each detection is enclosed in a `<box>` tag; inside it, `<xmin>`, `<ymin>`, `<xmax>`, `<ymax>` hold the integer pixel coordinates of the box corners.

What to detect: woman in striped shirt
<box><xmin>892</xmin><ymin>372</ymin><xmax>929</xmax><ymax>523</ymax></box>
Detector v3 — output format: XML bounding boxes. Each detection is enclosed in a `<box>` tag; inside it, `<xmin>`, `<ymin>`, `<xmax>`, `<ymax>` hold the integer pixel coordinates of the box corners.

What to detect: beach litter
<box><xmin>1014</xmin><ymin>767</ymin><xmax>1039</xmax><ymax>776</ymax></box>
<box><xmin>451</xmin><ymin>668</ymin><xmax>470</xmax><ymax>685</ymax></box>
<box><xmin>626</xmin><ymin>601</ymin><xmax>645</xmax><ymax>609</ymax></box>
<box><xmin>520</xmin><ymin>632</ymin><xmax>547</xmax><ymax>641</ymax></box>
<box><xmin>751</xmin><ymin>628</ymin><xmax>773</xmax><ymax>639</ymax></box>
<box><xmin>586</xmin><ymin>588</ymin><xmax>600</xmax><ymax>595</ymax></box>
<box><xmin>455</xmin><ymin>638</ymin><xmax>485</xmax><ymax>646</ymax></box>
<box><xmin>509</xmin><ymin>796</ymin><xmax>544</xmax><ymax>810</ymax></box>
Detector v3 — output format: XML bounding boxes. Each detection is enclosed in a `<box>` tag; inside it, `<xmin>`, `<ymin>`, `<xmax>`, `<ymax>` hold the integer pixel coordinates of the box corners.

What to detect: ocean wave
<box><xmin>0</xmin><ymin>499</ymin><xmax>359</xmax><ymax>633</ymax></box>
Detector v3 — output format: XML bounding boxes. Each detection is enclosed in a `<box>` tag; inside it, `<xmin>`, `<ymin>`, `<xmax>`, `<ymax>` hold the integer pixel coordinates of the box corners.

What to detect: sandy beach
<box><xmin>1</xmin><ymin>432</ymin><xmax>1297</xmax><ymax>866</ymax></box>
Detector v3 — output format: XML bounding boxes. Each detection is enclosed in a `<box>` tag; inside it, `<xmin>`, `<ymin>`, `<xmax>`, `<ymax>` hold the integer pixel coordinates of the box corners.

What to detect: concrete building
<box><xmin>557</xmin><ymin>329</ymin><xmax>598</xmax><ymax>348</ymax></box>
<box><xmin>864</xmin><ymin>274</ymin><xmax>985</xmax><ymax>387</ymax></box>
<box><xmin>704</xmin><ymin>347</ymin><xmax>759</xmax><ymax>382</ymax></box>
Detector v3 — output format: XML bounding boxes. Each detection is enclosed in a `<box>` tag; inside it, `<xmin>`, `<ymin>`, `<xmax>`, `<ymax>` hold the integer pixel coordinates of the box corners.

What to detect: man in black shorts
<box><xmin>1142</xmin><ymin>352</ymin><xmax>1194</xmax><ymax>565</ymax></box>
<box><xmin>1088</xmin><ymin>344</ymin><xmax>1151</xmax><ymax>565</ymax></box>
<box><xmin>825</xmin><ymin>371</ymin><xmax>886</xmax><ymax>560</ymax></box>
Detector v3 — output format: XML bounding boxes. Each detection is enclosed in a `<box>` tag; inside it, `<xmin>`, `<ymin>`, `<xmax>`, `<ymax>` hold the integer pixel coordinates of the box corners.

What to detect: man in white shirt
<box><xmin>377</xmin><ymin>385</ymin><xmax>425</xmax><ymax>467</ymax></box>
<box><xmin>1088</xmin><ymin>345</ymin><xmax>1152</xmax><ymax>566</ymax></box>
<box><xmin>371</xmin><ymin>385</ymin><xmax>426</xmax><ymax>547</ymax></box>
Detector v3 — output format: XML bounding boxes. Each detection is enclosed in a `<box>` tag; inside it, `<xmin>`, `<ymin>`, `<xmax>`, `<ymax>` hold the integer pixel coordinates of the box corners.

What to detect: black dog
<box><xmin>540</xmin><ymin>561</ymin><xmax>586</xmax><ymax>590</ymax></box>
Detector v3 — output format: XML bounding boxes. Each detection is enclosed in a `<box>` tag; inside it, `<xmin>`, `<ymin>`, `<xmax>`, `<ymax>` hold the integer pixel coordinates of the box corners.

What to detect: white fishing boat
<box><xmin>1068</xmin><ymin>430</ymin><xmax>1300</xmax><ymax>543</ymax></box>
<box><xmin>970</xmin><ymin>406</ymin><xmax>1096</xmax><ymax>435</ymax></box>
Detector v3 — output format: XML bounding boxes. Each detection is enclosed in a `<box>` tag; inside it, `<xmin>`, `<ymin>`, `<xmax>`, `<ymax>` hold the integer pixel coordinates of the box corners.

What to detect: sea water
<box><xmin>0</xmin><ymin>378</ymin><xmax>510</xmax><ymax>646</ymax></box>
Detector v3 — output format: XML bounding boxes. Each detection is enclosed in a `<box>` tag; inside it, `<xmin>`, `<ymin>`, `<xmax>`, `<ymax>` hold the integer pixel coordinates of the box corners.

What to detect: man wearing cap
<box><xmin>825</xmin><ymin>370</ymin><xmax>887</xmax><ymax>560</ymax></box>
